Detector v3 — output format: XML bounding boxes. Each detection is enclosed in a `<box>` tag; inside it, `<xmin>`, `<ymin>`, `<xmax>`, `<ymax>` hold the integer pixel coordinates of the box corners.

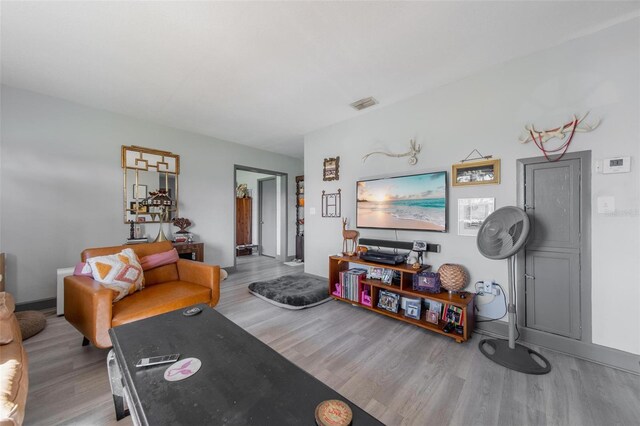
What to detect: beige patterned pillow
<box><xmin>86</xmin><ymin>248</ymin><xmax>144</xmax><ymax>302</ymax></box>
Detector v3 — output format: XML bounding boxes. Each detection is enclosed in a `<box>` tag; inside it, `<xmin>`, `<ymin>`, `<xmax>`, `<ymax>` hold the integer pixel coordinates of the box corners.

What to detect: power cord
<box><xmin>474</xmin><ymin>280</ymin><xmax>522</xmax><ymax>341</ymax></box>
<box><xmin>474</xmin><ymin>281</ymin><xmax>507</xmax><ymax>322</ymax></box>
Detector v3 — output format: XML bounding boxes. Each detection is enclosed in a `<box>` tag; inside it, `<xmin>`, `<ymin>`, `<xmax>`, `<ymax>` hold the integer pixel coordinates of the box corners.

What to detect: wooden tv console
<box><xmin>329</xmin><ymin>255</ymin><xmax>475</xmax><ymax>343</ymax></box>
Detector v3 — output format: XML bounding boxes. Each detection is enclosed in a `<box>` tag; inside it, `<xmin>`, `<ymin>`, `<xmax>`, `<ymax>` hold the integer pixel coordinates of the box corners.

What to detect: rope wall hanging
<box><xmin>519</xmin><ymin>112</ymin><xmax>600</xmax><ymax>162</ymax></box>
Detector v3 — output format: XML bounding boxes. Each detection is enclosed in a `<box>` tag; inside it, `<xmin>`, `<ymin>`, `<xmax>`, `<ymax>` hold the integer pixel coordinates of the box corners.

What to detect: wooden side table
<box><xmin>172</xmin><ymin>242</ymin><xmax>204</xmax><ymax>262</ymax></box>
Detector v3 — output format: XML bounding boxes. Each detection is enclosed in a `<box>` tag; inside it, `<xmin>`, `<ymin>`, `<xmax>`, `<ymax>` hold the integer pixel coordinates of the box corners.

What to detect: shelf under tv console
<box><xmin>328</xmin><ymin>255</ymin><xmax>475</xmax><ymax>343</ymax></box>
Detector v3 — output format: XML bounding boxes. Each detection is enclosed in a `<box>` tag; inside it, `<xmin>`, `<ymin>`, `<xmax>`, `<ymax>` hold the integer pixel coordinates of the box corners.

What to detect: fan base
<box><xmin>479</xmin><ymin>339</ymin><xmax>551</xmax><ymax>375</ymax></box>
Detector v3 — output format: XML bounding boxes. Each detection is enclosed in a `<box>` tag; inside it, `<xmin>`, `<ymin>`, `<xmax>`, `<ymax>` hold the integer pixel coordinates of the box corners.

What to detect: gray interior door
<box><xmin>259</xmin><ymin>178</ymin><xmax>277</xmax><ymax>258</ymax></box>
<box><xmin>523</xmin><ymin>159</ymin><xmax>582</xmax><ymax>339</ymax></box>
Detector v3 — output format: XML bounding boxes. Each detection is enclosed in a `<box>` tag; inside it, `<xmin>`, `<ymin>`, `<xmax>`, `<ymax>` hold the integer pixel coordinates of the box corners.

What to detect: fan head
<box><xmin>477</xmin><ymin>206</ymin><xmax>530</xmax><ymax>260</ymax></box>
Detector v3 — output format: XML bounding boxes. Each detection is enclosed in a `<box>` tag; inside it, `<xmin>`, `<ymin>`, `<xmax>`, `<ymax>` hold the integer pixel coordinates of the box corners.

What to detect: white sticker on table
<box><xmin>164</xmin><ymin>358</ymin><xmax>202</xmax><ymax>382</ymax></box>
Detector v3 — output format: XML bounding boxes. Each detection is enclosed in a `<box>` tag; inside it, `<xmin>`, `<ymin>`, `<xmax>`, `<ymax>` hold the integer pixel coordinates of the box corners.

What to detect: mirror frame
<box><xmin>122</xmin><ymin>145</ymin><xmax>180</xmax><ymax>224</ymax></box>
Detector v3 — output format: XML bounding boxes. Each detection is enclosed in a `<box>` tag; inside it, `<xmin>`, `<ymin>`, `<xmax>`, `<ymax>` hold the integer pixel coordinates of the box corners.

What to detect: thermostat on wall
<box><xmin>603</xmin><ymin>156</ymin><xmax>631</xmax><ymax>174</ymax></box>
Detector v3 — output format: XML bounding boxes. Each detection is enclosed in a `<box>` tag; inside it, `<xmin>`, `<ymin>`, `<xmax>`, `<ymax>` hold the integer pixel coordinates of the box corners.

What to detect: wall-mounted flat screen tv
<box><xmin>356</xmin><ymin>171</ymin><xmax>447</xmax><ymax>232</ymax></box>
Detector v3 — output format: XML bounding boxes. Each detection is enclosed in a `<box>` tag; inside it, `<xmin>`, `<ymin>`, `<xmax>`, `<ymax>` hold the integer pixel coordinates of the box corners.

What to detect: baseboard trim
<box><xmin>475</xmin><ymin>320</ymin><xmax>640</xmax><ymax>375</ymax></box>
<box><xmin>16</xmin><ymin>297</ymin><xmax>56</xmax><ymax>312</ymax></box>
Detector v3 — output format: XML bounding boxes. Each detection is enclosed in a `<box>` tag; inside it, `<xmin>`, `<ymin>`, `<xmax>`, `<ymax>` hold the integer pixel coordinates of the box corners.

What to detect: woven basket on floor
<box><xmin>437</xmin><ymin>263</ymin><xmax>468</xmax><ymax>292</ymax></box>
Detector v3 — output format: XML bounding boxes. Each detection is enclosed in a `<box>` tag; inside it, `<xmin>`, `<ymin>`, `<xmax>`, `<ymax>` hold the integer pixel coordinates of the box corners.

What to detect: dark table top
<box><xmin>109</xmin><ymin>305</ymin><xmax>382</xmax><ymax>425</ymax></box>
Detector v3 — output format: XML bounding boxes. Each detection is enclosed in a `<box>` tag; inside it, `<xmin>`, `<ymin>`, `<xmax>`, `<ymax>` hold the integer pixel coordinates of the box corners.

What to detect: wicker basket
<box><xmin>437</xmin><ymin>263</ymin><xmax>468</xmax><ymax>293</ymax></box>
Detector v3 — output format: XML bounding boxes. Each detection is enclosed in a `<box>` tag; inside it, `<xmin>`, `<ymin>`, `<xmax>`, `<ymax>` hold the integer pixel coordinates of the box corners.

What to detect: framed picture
<box><xmin>377</xmin><ymin>290</ymin><xmax>400</xmax><ymax>313</ymax></box>
<box><xmin>458</xmin><ymin>198</ymin><xmax>495</xmax><ymax>237</ymax></box>
<box><xmin>381</xmin><ymin>269</ymin><xmax>394</xmax><ymax>284</ymax></box>
<box><xmin>130</xmin><ymin>202</ymin><xmax>149</xmax><ymax>214</ymax></box>
<box><xmin>404</xmin><ymin>300</ymin><xmax>421</xmax><ymax>320</ymax></box>
<box><xmin>412</xmin><ymin>240</ymin><xmax>427</xmax><ymax>251</ymax></box>
<box><xmin>445</xmin><ymin>305</ymin><xmax>464</xmax><ymax>325</ymax></box>
<box><xmin>132</xmin><ymin>184</ymin><xmax>148</xmax><ymax>200</ymax></box>
<box><xmin>323</xmin><ymin>156</ymin><xmax>340</xmax><ymax>181</ymax></box>
<box><xmin>413</xmin><ymin>271</ymin><xmax>441</xmax><ymax>293</ymax></box>
<box><xmin>426</xmin><ymin>310</ymin><xmax>439</xmax><ymax>324</ymax></box>
<box><xmin>452</xmin><ymin>159</ymin><xmax>500</xmax><ymax>186</ymax></box>
<box><xmin>369</xmin><ymin>267</ymin><xmax>384</xmax><ymax>280</ymax></box>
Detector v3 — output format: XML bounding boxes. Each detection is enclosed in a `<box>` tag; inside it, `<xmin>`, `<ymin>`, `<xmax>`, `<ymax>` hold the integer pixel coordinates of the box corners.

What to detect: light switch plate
<box><xmin>597</xmin><ymin>196</ymin><xmax>615</xmax><ymax>214</ymax></box>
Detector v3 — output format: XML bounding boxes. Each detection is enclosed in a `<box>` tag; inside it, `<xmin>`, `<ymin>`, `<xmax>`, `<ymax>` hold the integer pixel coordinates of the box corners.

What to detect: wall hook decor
<box><xmin>460</xmin><ymin>149</ymin><xmax>493</xmax><ymax>163</ymax></box>
<box><xmin>519</xmin><ymin>112</ymin><xmax>600</xmax><ymax>162</ymax></box>
<box><xmin>362</xmin><ymin>139</ymin><xmax>421</xmax><ymax>165</ymax></box>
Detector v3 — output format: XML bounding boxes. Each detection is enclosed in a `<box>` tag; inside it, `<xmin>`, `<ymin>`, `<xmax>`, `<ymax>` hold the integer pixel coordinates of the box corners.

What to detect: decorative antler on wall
<box><xmin>519</xmin><ymin>112</ymin><xmax>600</xmax><ymax>162</ymax></box>
<box><xmin>362</xmin><ymin>139</ymin><xmax>421</xmax><ymax>165</ymax></box>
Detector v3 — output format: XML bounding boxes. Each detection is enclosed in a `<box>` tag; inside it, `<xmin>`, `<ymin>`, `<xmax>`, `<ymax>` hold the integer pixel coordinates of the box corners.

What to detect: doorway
<box><xmin>234</xmin><ymin>166</ymin><xmax>288</xmax><ymax>267</ymax></box>
<box><xmin>517</xmin><ymin>151</ymin><xmax>591</xmax><ymax>346</ymax></box>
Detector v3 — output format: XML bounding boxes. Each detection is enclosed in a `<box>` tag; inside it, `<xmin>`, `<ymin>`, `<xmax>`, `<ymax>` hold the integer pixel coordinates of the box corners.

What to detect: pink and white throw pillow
<box><xmin>86</xmin><ymin>248</ymin><xmax>144</xmax><ymax>302</ymax></box>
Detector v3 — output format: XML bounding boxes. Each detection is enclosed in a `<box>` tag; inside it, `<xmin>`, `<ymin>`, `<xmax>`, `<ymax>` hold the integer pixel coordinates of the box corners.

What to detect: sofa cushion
<box><xmin>111</xmin><ymin>281</ymin><xmax>211</xmax><ymax>327</ymax></box>
<box><xmin>0</xmin><ymin>315</ymin><xmax>28</xmax><ymax>426</ymax></box>
<box><xmin>0</xmin><ymin>292</ymin><xmax>17</xmax><ymax>344</ymax></box>
<box><xmin>81</xmin><ymin>242</ymin><xmax>179</xmax><ymax>287</ymax></box>
<box><xmin>140</xmin><ymin>249</ymin><xmax>179</xmax><ymax>271</ymax></box>
<box><xmin>143</xmin><ymin>263</ymin><xmax>179</xmax><ymax>287</ymax></box>
<box><xmin>86</xmin><ymin>248</ymin><xmax>145</xmax><ymax>302</ymax></box>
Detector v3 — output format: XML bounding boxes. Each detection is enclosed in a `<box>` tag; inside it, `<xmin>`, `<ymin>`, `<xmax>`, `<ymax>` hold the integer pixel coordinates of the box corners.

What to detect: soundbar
<box><xmin>359</xmin><ymin>251</ymin><xmax>406</xmax><ymax>265</ymax></box>
<box><xmin>359</xmin><ymin>238</ymin><xmax>441</xmax><ymax>253</ymax></box>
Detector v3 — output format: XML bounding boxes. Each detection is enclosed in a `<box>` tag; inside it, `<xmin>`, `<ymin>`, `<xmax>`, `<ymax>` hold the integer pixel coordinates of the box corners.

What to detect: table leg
<box><xmin>107</xmin><ymin>350</ymin><xmax>130</xmax><ymax>421</ymax></box>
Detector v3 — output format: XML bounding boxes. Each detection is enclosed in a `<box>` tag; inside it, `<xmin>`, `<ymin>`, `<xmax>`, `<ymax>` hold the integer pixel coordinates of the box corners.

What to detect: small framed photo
<box><xmin>413</xmin><ymin>271</ymin><xmax>441</xmax><ymax>293</ymax></box>
<box><xmin>426</xmin><ymin>310</ymin><xmax>439</xmax><ymax>324</ymax></box>
<box><xmin>369</xmin><ymin>267</ymin><xmax>384</xmax><ymax>280</ymax></box>
<box><xmin>458</xmin><ymin>198</ymin><xmax>495</xmax><ymax>237</ymax></box>
<box><xmin>130</xmin><ymin>202</ymin><xmax>149</xmax><ymax>214</ymax></box>
<box><xmin>377</xmin><ymin>290</ymin><xmax>400</xmax><ymax>313</ymax></box>
<box><xmin>412</xmin><ymin>240</ymin><xmax>427</xmax><ymax>251</ymax></box>
<box><xmin>452</xmin><ymin>159</ymin><xmax>500</xmax><ymax>186</ymax></box>
<box><xmin>132</xmin><ymin>184</ymin><xmax>148</xmax><ymax>200</ymax></box>
<box><xmin>323</xmin><ymin>156</ymin><xmax>340</xmax><ymax>181</ymax></box>
<box><xmin>381</xmin><ymin>269</ymin><xmax>394</xmax><ymax>284</ymax></box>
<box><xmin>404</xmin><ymin>300</ymin><xmax>421</xmax><ymax>320</ymax></box>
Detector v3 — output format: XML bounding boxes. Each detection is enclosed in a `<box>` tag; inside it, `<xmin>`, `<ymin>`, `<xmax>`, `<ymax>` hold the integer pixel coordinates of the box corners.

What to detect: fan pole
<box><xmin>507</xmin><ymin>256</ymin><xmax>516</xmax><ymax>350</ymax></box>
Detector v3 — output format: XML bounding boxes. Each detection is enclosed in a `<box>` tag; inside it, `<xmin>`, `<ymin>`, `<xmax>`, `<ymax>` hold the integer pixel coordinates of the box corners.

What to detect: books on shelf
<box><xmin>338</xmin><ymin>268</ymin><xmax>367</xmax><ymax>302</ymax></box>
<box><xmin>126</xmin><ymin>238</ymin><xmax>148</xmax><ymax>244</ymax></box>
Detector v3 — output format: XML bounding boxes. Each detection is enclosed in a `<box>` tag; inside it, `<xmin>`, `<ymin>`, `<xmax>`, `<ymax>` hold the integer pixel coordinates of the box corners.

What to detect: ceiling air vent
<box><xmin>350</xmin><ymin>97</ymin><xmax>378</xmax><ymax>111</ymax></box>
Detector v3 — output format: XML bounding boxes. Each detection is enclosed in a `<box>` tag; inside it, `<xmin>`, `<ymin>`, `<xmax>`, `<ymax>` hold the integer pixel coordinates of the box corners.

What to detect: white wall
<box><xmin>0</xmin><ymin>86</ymin><xmax>302</xmax><ymax>303</ymax></box>
<box><xmin>304</xmin><ymin>20</ymin><xmax>640</xmax><ymax>355</ymax></box>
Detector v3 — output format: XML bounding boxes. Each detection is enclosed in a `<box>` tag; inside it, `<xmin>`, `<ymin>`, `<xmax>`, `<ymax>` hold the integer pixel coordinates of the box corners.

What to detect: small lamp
<box><xmin>143</xmin><ymin>189</ymin><xmax>174</xmax><ymax>242</ymax></box>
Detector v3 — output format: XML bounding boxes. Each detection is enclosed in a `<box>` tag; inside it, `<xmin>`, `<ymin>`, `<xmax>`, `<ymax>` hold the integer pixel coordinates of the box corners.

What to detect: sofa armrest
<box><xmin>64</xmin><ymin>276</ymin><xmax>114</xmax><ymax>348</ymax></box>
<box><xmin>176</xmin><ymin>260</ymin><xmax>220</xmax><ymax>307</ymax></box>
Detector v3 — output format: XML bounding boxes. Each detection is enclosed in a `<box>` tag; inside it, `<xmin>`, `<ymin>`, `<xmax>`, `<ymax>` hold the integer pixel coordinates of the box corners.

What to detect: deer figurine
<box><xmin>342</xmin><ymin>218</ymin><xmax>359</xmax><ymax>256</ymax></box>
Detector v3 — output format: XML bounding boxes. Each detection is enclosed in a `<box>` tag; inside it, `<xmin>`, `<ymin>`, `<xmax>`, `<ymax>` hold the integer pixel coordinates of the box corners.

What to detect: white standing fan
<box><xmin>476</xmin><ymin>206</ymin><xmax>551</xmax><ymax>374</ymax></box>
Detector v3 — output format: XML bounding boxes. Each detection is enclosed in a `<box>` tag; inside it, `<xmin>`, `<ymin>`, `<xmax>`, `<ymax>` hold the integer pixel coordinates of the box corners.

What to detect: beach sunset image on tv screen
<box><xmin>356</xmin><ymin>171</ymin><xmax>447</xmax><ymax>232</ymax></box>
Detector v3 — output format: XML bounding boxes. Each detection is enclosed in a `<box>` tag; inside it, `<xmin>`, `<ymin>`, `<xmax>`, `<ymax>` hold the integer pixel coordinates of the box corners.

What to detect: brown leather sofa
<box><xmin>0</xmin><ymin>292</ymin><xmax>28</xmax><ymax>426</ymax></box>
<box><xmin>64</xmin><ymin>241</ymin><xmax>221</xmax><ymax>349</ymax></box>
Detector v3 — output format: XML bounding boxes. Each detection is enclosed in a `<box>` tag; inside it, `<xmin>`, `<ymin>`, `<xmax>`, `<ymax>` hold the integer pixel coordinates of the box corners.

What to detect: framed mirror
<box><xmin>122</xmin><ymin>146</ymin><xmax>180</xmax><ymax>224</ymax></box>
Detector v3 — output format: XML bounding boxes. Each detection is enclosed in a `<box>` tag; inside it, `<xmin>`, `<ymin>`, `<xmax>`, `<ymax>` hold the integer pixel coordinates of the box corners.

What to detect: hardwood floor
<box><xmin>24</xmin><ymin>255</ymin><xmax>640</xmax><ymax>425</ymax></box>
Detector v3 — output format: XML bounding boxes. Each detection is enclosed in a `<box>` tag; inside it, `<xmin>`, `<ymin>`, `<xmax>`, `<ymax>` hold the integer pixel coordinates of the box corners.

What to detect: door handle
<box><xmin>524</xmin><ymin>204</ymin><xmax>535</xmax><ymax>210</ymax></box>
<box><xmin>524</xmin><ymin>274</ymin><xmax>535</xmax><ymax>280</ymax></box>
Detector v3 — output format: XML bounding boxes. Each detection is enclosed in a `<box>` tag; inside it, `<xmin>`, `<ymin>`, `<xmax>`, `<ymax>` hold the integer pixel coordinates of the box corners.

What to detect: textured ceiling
<box><xmin>2</xmin><ymin>1</ymin><xmax>638</xmax><ymax>158</ymax></box>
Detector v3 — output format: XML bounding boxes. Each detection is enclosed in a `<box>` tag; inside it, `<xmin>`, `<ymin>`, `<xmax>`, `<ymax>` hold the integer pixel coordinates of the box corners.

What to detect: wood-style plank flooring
<box><xmin>23</xmin><ymin>255</ymin><xmax>640</xmax><ymax>425</ymax></box>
